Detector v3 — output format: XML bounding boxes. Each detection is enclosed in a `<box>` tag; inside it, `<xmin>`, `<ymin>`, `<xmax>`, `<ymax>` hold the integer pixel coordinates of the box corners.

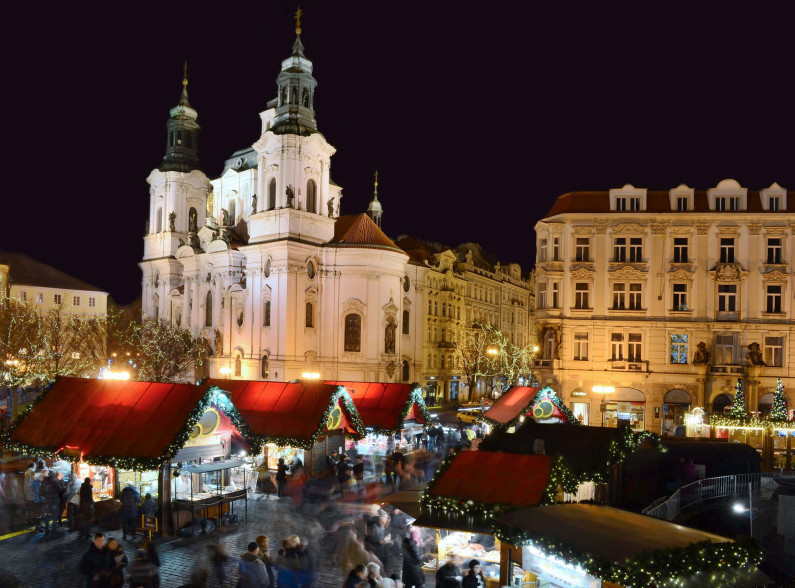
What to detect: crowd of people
<box><xmin>79</xmin><ymin>532</ymin><xmax>160</xmax><ymax>588</ymax></box>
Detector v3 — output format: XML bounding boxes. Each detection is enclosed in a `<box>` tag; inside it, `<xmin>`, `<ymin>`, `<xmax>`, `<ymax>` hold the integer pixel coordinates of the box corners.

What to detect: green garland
<box><xmin>481</xmin><ymin>386</ymin><xmax>582</xmax><ymax>429</ymax></box>
<box><xmin>709</xmin><ymin>413</ymin><xmax>795</xmax><ymax>430</ymax></box>
<box><xmin>491</xmin><ymin>523</ymin><xmax>763</xmax><ymax>588</ymax></box>
<box><xmin>240</xmin><ymin>385</ymin><xmax>367</xmax><ymax>450</ymax></box>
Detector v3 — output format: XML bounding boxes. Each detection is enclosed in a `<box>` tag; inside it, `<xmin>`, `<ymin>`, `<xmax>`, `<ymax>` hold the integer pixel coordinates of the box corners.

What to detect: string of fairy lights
<box><xmin>480</xmin><ymin>387</ymin><xmax>582</xmax><ymax>430</ymax></box>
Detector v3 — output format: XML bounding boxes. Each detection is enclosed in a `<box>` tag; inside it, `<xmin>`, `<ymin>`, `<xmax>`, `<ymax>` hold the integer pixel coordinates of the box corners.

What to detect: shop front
<box><xmin>661</xmin><ymin>389</ymin><xmax>692</xmax><ymax>435</ymax></box>
<box><xmin>602</xmin><ymin>388</ymin><xmax>645</xmax><ymax>432</ymax></box>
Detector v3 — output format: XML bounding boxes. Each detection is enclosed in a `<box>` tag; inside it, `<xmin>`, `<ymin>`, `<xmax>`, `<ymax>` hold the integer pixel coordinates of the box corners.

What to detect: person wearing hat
<box><xmin>461</xmin><ymin>560</ymin><xmax>486</xmax><ymax>588</ymax></box>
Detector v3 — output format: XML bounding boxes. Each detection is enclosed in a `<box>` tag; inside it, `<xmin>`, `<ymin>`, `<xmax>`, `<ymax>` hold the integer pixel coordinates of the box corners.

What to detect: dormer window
<box><xmin>760</xmin><ymin>183</ymin><xmax>787</xmax><ymax>211</ymax></box>
<box><xmin>715</xmin><ymin>196</ymin><xmax>740</xmax><ymax>211</ymax></box>
<box><xmin>676</xmin><ymin>196</ymin><xmax>688</xmax><ymax>211</ymax></box>
<box><xmin>769</xmin><ymin>196</ymin><xmax>780</xmax><ymax>211</ymax></box>
<box><xmin>610</xmin><ymin>184</ymin><xmax>646</xmax><ymax>212</ymax></box>
<box><xmin>708</xmin><ymin>179</ymin><xmax>746</xmax><ymax>212</ymax></box>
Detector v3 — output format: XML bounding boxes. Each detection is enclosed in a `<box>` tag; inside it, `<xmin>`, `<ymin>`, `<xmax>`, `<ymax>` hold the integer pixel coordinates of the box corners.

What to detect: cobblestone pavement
<box><xmin>0</xmin><ymin>493</ymin><xmax>435</xmax><ymax>588</ymax></box>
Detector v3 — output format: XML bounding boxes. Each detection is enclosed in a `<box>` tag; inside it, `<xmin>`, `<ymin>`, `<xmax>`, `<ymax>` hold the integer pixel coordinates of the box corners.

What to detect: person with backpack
<box><xmin>120</xmin><ymin>483</ymin><xmax>141</xmax><ymax>540</ymax></box>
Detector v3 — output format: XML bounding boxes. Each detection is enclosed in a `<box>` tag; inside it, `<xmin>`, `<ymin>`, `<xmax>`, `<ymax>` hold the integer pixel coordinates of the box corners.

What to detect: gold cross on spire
<box><xmin>374</xmin><ymin>170</ymin><xmax>379</xmax><ymax>189</ymax></box>
<box><xmin>294</xmin><ymin>7</ymin><xmax>303</xmax><ymax>35</ymax></box>
<box><xmin>183</xmin><ymin>59</ymin><xmax>188</xmax><ymax>87</ymax></box>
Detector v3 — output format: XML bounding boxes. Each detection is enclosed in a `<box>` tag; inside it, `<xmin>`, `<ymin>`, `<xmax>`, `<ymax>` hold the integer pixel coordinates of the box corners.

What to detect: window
<box><xmin>72</xmin><ymin>295</ymin><xmax>80</xmax><ymax>306</ymax></box>
<box><xmin>628</xmin><ymin>333</ymin><xmax>642</xmax><ymax>362</ymax></box>
<box><xmin>720</xmin><ymin>238</ymin><xmax>735</xmax><ymax>263</ymax></box>
<box><xmin>306</xmin><ymin>179</ymin><xmax>317</xmax><ymax>213</ymax></box>
<box><xmin>305</xmin><ymin>302</ymin><xmax>314</xmax><ymax>328</ymax></box>
<box><xmin>677</xmin><ymin>196</ymin><xmax>688</xmax><ymax>211</ymax></box>
<box><xmin>767</xmin><ymin>238</ymin><xmax>782</xmax><ymax>264</ymax></box>
<box><xmin>552</xmin><ymin>237</ymin><xmax>560</xmax><ymax>261</ymax></box>
<box><xmin>442</xmin><ymin>303</ymin><xmax>446</xmax><ymax>317</ymax></box>
<box><xmin>613</xmin><ymin>238</ymin><xmax>627</xmax><ymax>262</ymax></box>
<box><xmin>434</xmin><ymin>301</ymin><xmax>438</xmax><ymax>316</ymax></box>
<box><xmin>263</xmin><ymin>300</ymin><xmax>271</xmax><ymax>327</ymax></box>
<box><xmin>574</xmin><ymin>283</ymin><xmax>590</xmax><ymax>309</ymax></box>
<box><xmin>769</xmin><ymin>196</ymin><xmax>780</xmax><ymax>212</ymax></box>
<box><xmin>71</xmin><ymin>352</ymin><xmax>81</xmax><ymax>360</ymax></box>
<box><xmin>228</xmin><ymin>199</ymin><xmax>236</xmax><ymax>225</ymax></box>
<box><xmin>36</xmin><ymin>292</ymin><xmax>44</xmax><ymax>303</ymax></box>
<box><xmin>715</xmin><ymin>197</ymin><xmax>726</xmax><ymax>211</ymax></box>
<box><xmin>539</xmin><ymin>239</ymin><xmax>548</xmax><ymax>262</ymax></box>
<box><xmin>344</xmin><ymin>314</ymin><xmax>362</xmax><ymax>352</ymax></box>
<box><xmin>766</xmin><ymin>285</ymin><xmax>782</xmax><ymax>313</ymax></box>
<box><xmin>53</xmin><ymin>294</ymin><xmax>62</xmax><ymax>305</ymax></box>
<box><xmin>428</xmin><ymin>300</ymin><xmax>432</xmax><ymax>314</ymax></box>
<box><xmin>268</xmin><ymin>179</ymin><xmax>276</xmax><ymax>210</ymax></box>
<box><xmin>552</xmin><ymin>282</ymin><xmax>560</xmax><ymax>308</ymax></box>
<box><xmin>716</xmin><ymin>196</ymin><xmax>740</xmax><ymax>211</ymax></box>
<box><xmin>205</xmin><ymin>291</ymin><xmax>213</xmax><ymax>326</ymax></box>
<box><xmin>718</xmin><ymin>285</ymin><xmax>737</xmax><ymax>312</ymax></box>
<box><xmin>19</xmin><ymin>291</ymin><xmax>27</xmax><ymax>302</ymax></box>
<box><xmin>402</xmin><ymin>310</ymin><xmax>409</xmax><ymax>335</ymax></box>
<box><xmin>670</xmin><ymin>334</ymin><xmax>688</xmax><ymax>364</ymax></box>
<box><xmin>673</xmin><ymin>238</ymin><xmax>688</xmax><ymax>263</ymax></box>
<box><xmin>764</xmin><ymin>336</ymin><xmax>783</xmax><ymax>366</ymax></box>
<box><xmin>612</xmin><ymin>283</ymin><xmax>626</xmax><ymax>309</ymax></box>
<box><xmin>575</xmin><ymin>238</ymin><xmax>590</xmax><ymax>262</ymax></box>
<box><xmin>629</xmin><ymin>197</ymin><xmax>641</xmax><ymax>211</ymax></box>
<box><xmin>538</xmin><ymin>283</ymin><xmax>547</xmax><ymax>309</ymax></box>
<box><xmin>629</xmin><ymin>283</ymin><xmax>642</xmax><ymax>310</ymax></box>
<box><xmin>672</xmin><ymin>283</ymin><xmax>688</xmax><ymax>311</ymax></box>
<box><xmin>440</xmin><ymin>356</ymin><xmax>445</xmax><ymax>369</ymax></box>
<box><xmin>573</xmin><ymin>332</ymin><xmax>589</xmax><ymax>361</ymax></box>
<box><xmin>715</xmin><ymin>335</ymin><xmax>734</xmax><ymax>364</ymax></box>
<box><xmin>611</xmin><ymin>333</ymin><xmax>624</xmax><ymax>360</ymax></box>
<box><xmin>615</xmin><ymin>196</ymin><xmax>627</xmax><ymax>211</ymax></box>
<box><xmin>88</xmin><ymin>297</ymin><xmax>96</xmax><ymax>308</ymax></box>
<box><xmin>629</xmin><ymin>238</ymin><xmax>643</xmax><ymax>262</ymax></box>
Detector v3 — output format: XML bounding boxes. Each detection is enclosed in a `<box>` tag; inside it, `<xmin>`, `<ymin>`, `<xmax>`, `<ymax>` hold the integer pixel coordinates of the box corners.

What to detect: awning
<box><xmin>179</xmin><ymin>459</ymin><xmax>246</xmax><ymax>473</ymax></box>
<box><xmin>481</xmin><ymin>386</ymin><xmax>541</xmax><ymax>425</ymax></box>
<box><xmin>328</xmin><ymin>381</ymin><xmax>429</xmax><ymax>433</ymax></box>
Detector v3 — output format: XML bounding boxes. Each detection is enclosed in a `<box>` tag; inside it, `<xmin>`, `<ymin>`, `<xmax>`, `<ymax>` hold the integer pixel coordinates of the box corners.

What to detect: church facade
<box><xmin>139</xmin><ymin>22</ymin><xmax>535</xmax><ymax>395</ymax></box>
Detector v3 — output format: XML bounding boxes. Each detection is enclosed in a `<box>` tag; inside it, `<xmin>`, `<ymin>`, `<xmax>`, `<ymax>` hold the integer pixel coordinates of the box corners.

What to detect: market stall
<box><xmin>482</xmin><ymin>386</ymin><xmax>580</xmax><ymax>431</ymax></box>
<box><xmin>172</xmin><ymin>458</ymin><xmax>248</xmax><ymax>524</ymax></box>
<box><xmin>2</xmin><ymin>377</ymin><xmax>261</xmax><ymax>534</ymax></box>
<box><xmin>493</xmin><ymin>503</ymin><xmax>766</xmax><ymax>587</ymax></box>
<box><xmin>330</xmin><ymin>381</ymin><xmax>430</xmax><ymax>477</ymax></box>
<box><xmin>206</xmin><ymin>379</ymin><xmax>366</xmax><ymax>476</ymax></box>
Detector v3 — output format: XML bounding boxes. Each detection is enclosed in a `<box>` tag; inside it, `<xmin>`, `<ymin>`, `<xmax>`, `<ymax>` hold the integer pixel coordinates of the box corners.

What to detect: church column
<box><xmin>191</xmin><ymin>277</ymin><xmax>201</xmax><ymax>337</ymax></box>
<box><xmin>320</xmin><ymin>160</ymin><xmax>329</xmax><ymax>215</ymax></box>
<box><xmin>181</xmin><ymin>277</ymin><xmax>191</xmax><ymax>329</ymax></box>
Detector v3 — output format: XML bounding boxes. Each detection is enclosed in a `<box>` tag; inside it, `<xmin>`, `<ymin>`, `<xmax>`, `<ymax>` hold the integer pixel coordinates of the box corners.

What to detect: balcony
<box><xmin>716</xmin><ymin>311</ymin><xmax>739</xmax><ymax>321</ymax></box>
<box><xmin>438</xmin><ymin>341</ymin><xmax>455</xmax><ymax>349</ymax></box>
<box><xmin>534</xmin><ymin>358</ymin><xmax>554</xmax><ymax>368</ymax></box>
<box><xmin>710</xmin><ymin>364</ymin><xmax>744</xmax><ymax>376</ymax></box>
<box><xmin>609</xmin><ymin>360</ymin><xmax>648</xmax><ymax>372</ymax></box>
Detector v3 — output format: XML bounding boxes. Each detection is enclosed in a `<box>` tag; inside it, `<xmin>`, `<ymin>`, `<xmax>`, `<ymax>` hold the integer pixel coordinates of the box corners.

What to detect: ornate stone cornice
<box><xmin>695</xmin><ymin>222</ymin><xmax>711</xmax><ymax>235</ymax></box>
<box><xmin>716</xmin><ymin>225</ymin><xmax>740</xmax><ymax>235</ymax></box>
<box><xmin>650</xmin><ymin>222</ymin><xmax>669</xmax><ymax>235</ymax></box>
<box><xmin>573</xmin><ymin>225</ymin><xmax>594</xmax><ymax>235</ymax></box>
<box><xmin>571</xmin><ymin>267</ymin><xmax>596</xmax><ymax>280</ymax></box>
<box><xmin>761</xmin><ymin>269</ymin><xmax>789</xmax><ymax>283</ymax></box>
<box><xmin>710</xmin><ymin>263</ymin><xmax>748</xmax><ymax>283</ymax></box>
<box><xmin>608</xmin><ymin>265</ymin><xmax>647</xmax><ymax>280</ymax></box>
<box><xmin>762</xmin><ymin>226</ymin><xmax>787</xmax><ymax>236</ymax></box>
<box><xmin>668</xmin><ymin>268</ymin><xmax>695</xmax><ymax>281</ymax></box>
<box><xmin>609</xmin><ymin>223</ymin><xmax>646</xmax><ymax>235</ymax></box>
<box><xmin>747</xmin><ymin>223</ymin><xmax>762</xmax><ymax>236</ymax></box>
<box><xmin>593</xmin><ymin>220</ymin><xmax>609</xmax><ymax>234</ymax></box>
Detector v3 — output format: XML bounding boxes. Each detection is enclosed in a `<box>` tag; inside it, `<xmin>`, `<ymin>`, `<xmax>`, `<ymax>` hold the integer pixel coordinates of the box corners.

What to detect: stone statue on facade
<box><xmin>251</xmin><ymin>194</ymin><xmax>257</xmax><ymax>215</ymax></box>
<box><xmin>385</xmin><ymin>318</ymin><xmax>397</xmax><ymax>354</ymax></box>
<box><xmin>693</xmin><ymin>341</ymin><xmax>710</xmax><ymax>364</ymax></box>
<box><xmin>494</xmin><ymin>262</ymin><xmax>501</xmax><ymax>274</ymax></box>
<box><xmin>746</xmin><ymin>342</ymin><xmax>766</xmax><ymax>366</ymax></box>
<box><xmin>222</xmin><ymin>209</ymin><xmax>229</xmax><ymax>227</ymax></box>
<box><xmin>206</xmin><ymin>191</ymin><xmax>214</xmax><ymax>218</ymax></box>
<box><xmin>465</xmin><ymin>249</ymin><xmax>473</xmax><ymax>264</ymax></box>
<box><xmin>286</xmin><ymin>185</ymin><xmax>295</xmax><ymax>208</ymax></box>
<box><xmin>189</xmin><ymin>208</ymin><xmax>198</xmax><ymax>233</ymax></box>
<box><xmin>168</xmin><ymin>211</ymin><xmax>176</xmax><ymax>232</ymax></box>
<box><xmin>214</xmin><ymin>328</ymin><xmax>223</xmax><ymax>352</ymax></box>
<box><xmin>327</xmin><ymin>198</ymin><xmax>334</xmax><ymax>217</ymax></box>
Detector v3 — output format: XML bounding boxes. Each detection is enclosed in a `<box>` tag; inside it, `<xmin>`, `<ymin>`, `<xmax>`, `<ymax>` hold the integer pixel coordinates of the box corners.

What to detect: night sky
<box><xmin>4</xmin><ymin>3</ymin><xmax>793</xmax><ymax>305</ymax></box>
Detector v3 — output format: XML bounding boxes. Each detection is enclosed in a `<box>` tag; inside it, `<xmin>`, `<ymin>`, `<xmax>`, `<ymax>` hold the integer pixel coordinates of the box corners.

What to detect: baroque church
<box><xmin>140</xmin><ymin>19</ymin><xmax>422</xmax><ymax>383</ymax></box>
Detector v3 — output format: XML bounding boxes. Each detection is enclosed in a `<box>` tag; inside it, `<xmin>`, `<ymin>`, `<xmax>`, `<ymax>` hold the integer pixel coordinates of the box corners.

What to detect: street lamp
<box><xmin>301</xmin><ymin>371</ymin><xmax>320</xmax><ymax>380</ymax></box>
<box><xmin>592</xmin><ymin>385</ymin><xmax>615</xmax><ymax>427</ymax></box>
<box><xmin>219</xmin><ymin>366</ymin><xmax>231</xmax><ymax>380</ymax></box>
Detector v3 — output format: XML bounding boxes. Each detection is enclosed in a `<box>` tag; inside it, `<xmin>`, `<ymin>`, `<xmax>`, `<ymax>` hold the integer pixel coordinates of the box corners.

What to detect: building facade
<box><xmin>534</xmin><ymin>180</ymin><xmax>795</xmax><ymax>434</ymax></box>
<box><xmin>139</xmin><ymin>25</ymin><xmax>535</xmax><ymax>391</ymax></box>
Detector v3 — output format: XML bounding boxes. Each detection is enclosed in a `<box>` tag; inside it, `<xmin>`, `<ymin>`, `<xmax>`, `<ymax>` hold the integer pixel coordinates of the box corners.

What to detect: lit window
<box><xmin>611</xmin><ymin>333</ymin><xmax>624</xmax><ymax>360</ymax></box>
<box><xmin>715</xmin><ymin>335</ymin><xmax>735</xmax><ymax>364</ymax></box>
<box><xmin>629</xmin><ymin>283</ymin><xmax>642</xmax><ymax>310</ymax></box>
<box><xmin>19</xmin><ymin>291</ymin><xmax>27</xmax><ymax>302</ymax></box>
<box><xmin>718</xmin><ymin>284</ymin><xmax>737</xmax><ymax>312</ymax></box>
<box><xmin>613</xmin><ymin>238</ymin><xmax>627</xmax><ymax>262</ymax></box>
<box><xmin>36</xmin><ymin>292</ymin><xmax>44</xmax><ymax>303</ymax></box>
<box><xmin>672</xmin><ymin>283</ymin><xmax>688</xmax><ymax>311</ymax></box>
<box><xmin>670</xmin><ymin>334</ymin><xmax>688</xmax><ymax>364</ymax></box>
<box><xmin>628</xmin><ymin>333</ymin><xmax>642</xmax><ymax>362</ymax></box>
<box><xmin>612</xmin><ymin>283</ymin><xmax>626</xmax><ymax>310</ymax></box>
<box><xmin>73</xmin><ymin>295</ymin><xmax>80</xmax><ymax>306</ymax></box>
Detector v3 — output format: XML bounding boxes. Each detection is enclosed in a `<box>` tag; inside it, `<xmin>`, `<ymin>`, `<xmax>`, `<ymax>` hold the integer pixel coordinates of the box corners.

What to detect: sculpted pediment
<box><xmin>571</xmin><ymin>267</ymin><xmax>595</xmax><ymax>280</ymax></box>
<box><xmin>762</xmin><ymin>269</ymin><xmax>789</xmax><ymax>283</ymax></box>
<box><xmin>610</xmin><ymin>223</ymin><xmax>646</xmax><ymax>235</ymax></box>
<box><xmin>609</xmin><ymin>265</ymin><xmax>647</xmax><ymax>280</ymax></box>
<box><xmin>668</xmin><ymin>268</ymin><xmax>695</xmax><ymax>281</ymax></box>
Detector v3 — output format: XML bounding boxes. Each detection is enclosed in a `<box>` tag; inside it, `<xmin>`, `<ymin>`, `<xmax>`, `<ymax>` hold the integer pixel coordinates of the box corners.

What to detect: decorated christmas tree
<box><xmin>770</xmin><ymin>378</ymin><xmax>789</xmax><ymax>421</ymax></box>
<box><xmin>729</xmin><ymin>378</ymin><xmax>749</xmax><ymax>419</ymax></box>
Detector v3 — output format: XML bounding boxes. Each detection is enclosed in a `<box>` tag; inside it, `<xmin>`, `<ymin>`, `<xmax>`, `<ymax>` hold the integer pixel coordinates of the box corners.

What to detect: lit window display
<box><xmin>265</xmin><ymin>444</ymin><xmax>304</xmax><ymax>471</ymax></box>
<box><xmin>117</xmin><ymin>469</ymin><xmax>159</xmax><ymax>499</ymax></box>
<box><xmin>75</xmin><ymin>462</ymin><xmax>115</xmax><ymax>501</ymax></box>
<box><xmin>428</xmin><ymin>531</ymin><xmax>500</xmax><ymax>576</ymax></box>
<box><xmin>602</xmin><ymin>401</ymin><xmax>645</xmax><ymax>431</ymax></box>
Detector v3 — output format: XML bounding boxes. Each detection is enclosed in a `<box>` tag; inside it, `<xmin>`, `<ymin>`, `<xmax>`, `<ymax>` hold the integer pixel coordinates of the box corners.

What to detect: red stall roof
<box><xmin>427</xmin><ymin>451</ymin><xmax>552</xmax><ymax>506</ymax></box>
<box><xmin>206</xmin><ymin>380</ymin><xmax>364</xmax><ymax>446</ymax></box>
<box><xmin>481</xmin><ymin>386</ymin><xmax>541</xmax><ymax>425</ymax></box>
<box><xmin>7</xmin><ymin>377</ymin><xmax>208</xmax><ymax>465</ymax></box>
<box><xmin>327</xmin><ymin>381</ymin><xmax>428</xmax><ymax>433</ymax></box>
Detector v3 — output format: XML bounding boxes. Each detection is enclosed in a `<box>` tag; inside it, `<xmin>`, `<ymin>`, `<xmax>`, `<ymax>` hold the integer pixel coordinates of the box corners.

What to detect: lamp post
<box><xmin>592</xmin><ymin>385</ymin><xmax>615</xmax><ymax>427</ymax></box>
<box><xmin>219</xmin><ymin>366</ymin><xmax>231</xmax><ymax>380</ymax></box>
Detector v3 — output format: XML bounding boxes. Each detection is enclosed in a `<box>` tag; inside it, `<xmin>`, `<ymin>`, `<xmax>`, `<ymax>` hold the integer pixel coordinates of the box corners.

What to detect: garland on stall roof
<box><xmin>0</xmin><ymin>380</ymin><xmax>58</xmax><ymax>457</ymax></box>
<box><xmin>205</xmin><ymin>388</ymin><xmax>264</xmax><ymax>455</ymax></box>
<box><xmin>250</xmin><ymin>385</ymin><xmax>367</xmax><ymax>450</ymax></box>
<box><xmin>365</xmin><ymin>384</ymin><xmax>432</xmax><ymax>436</ymax></box>
<box><xmin>481</xmin><ymin>387</ymin><xmax>582</xmax><ymax>430</ymax></box>
<box><xmin>709</xmin><ymin>414</ymin><xmax>795</xmax><ymax>430</ymax></box>
<box><xmin>491</xmin><ymin>523</ymin><xmax>763</xmax><ymax>588</ymax></box>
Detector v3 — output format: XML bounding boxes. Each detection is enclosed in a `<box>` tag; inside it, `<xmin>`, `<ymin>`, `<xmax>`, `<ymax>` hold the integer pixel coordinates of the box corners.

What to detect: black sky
<box><xmin>3</xmin><ymin>3</ymin><xmax>793</xmax><ymax>304</ymax></box>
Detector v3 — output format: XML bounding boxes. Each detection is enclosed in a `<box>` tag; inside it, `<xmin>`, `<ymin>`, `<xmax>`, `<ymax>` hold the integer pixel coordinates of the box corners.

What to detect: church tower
<box><xmin>249</xmin><ymin>11</ymin><xmax>340</xmax><ymax>244</ymax></box>
<box><xmin>141</xmin><ymin>65</ymin><xmax>210</xmax><ymax>321</ymax></box>
<box><xmin>366</xmin><ymin>171</ymin><xmax>383</xmax><ymax>228</ymax></box>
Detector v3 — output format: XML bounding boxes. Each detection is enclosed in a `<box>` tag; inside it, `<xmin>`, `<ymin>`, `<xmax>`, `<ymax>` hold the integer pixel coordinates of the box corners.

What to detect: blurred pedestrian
<box><xmin>79</xmin><ymin>533</ymin><xmax>108</xmax><ymax>588</ymax></box>
<box><xmin>255</xmin><ymin>535</ymin><xmax>275</xmax><ymax>587</ymax></box>
<box><xmin>401</xmin><ymin>528</ymin><xmax>425</xmax><ymax>588</ymax></box>
<box><xmin>344</xmin><ymin>565</ymin><xmax>368</xmax><ymax>588</ymax></box>
<box><xmin>120</xmin><ymin>483</ymin><xmax>141</xmax><ymax>540</ymax></box>
<box><xmin>78</xmin><ymin>477</ymin><xmax>95</xmax><ymax>539</ymax></box>
<box><xmin>66</xmin><ymin>473</ymin><xmax>81</xmax><ymax>531</ymax></box>
<box><xmin>461</xmin><ymin>560</ymin><xmax>485</xmax><ymax>588</ymax></box>
<box><xmin>129</xmin><ymin>547</ymin><xmax>160</xmax><ymax>588</ymax></box>
<box><xmin>276</xmin><ymin>458</ymin><xmax>288</xmax><ymax>498</ymax></box>
<box><xmin>239</xmin><ymin>541</ymin><xmax>269</xmax><ymax>588</ymax></box>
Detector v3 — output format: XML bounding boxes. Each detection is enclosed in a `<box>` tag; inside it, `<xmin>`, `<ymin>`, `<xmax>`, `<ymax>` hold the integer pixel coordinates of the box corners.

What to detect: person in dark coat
<box><xmin>277</xmin><ymin>536</ymin><xmax>305</xmax><ymax>588</ymax></box>
<box><xmin>239</xmin><ymin>541</ymin><xmax>269</xmax><ymax>588</ymax></box>
<box><xmin>401</xmin><ymin>529</ymin><xmax>425</xmax><ymax>588</ymax></box>
<box><xmin>79</xmin><ymin>533</ymin><xmax>109</xmax><ymax>588</ymax></box>
<box><xmin>140</xmin><ymin>493</ymin><xmax>157</xmax><ymax>517</ymax></box>
<box><xmin>436</xmin><ymin>557</ymin><xmax>462</xmax><ymax>588</ymax></box>
<box><xmin>120</xmin><ymin>484</ymin><xmax>141</xmax><ymax>540</ymax></box>
<box><xmin>41</xmin><ymin>470</ymin><xmax>62</xmax><ymax>533</ymax></box>
<box><xmin>78</xmin><ymin>477</ymin><xmax>95</xmax><ymax>539</ymax></box>
<box><xmin>129</xmin><ymin>547</ymin><xmax>160</xmax><ymax>588</ymax></box>
<box><xmin>344</xmin><ymin>565</ymin><xmax>368</xmax><ymax>588</ymax></box>
<box><xmin>276</xmin><ymin>458</ymin><xmax>289</xmax><ymax>498</ymax></box>
<box><xmin>461</xmin><ymin>560</ymin><xmax>486</xmax><ymax>588</ymax></box>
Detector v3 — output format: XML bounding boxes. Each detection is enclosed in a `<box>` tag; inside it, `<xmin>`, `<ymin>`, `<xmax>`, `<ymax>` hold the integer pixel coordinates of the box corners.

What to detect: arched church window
<box><xmin>280</xmin><ymin>87</ymin><xmax>287</xmax><ymax>106</ymax></box>
<box><xmin>156</xmin><ymin>208</ymin><xmax>163</xmax><ymax>233</ymax></box>
<box><xmin>344</xmin><ymin>314</ymin><xmax>361</xmax><ymax>352</ymax></box>
<box><xmin>268</xmin><ymin>179</ymin><xmax>276</xmax><ymax>210</ymax></box>
<box><xmin>402</xmin><ymin>309</ymin><xmax>409</xmax><ymax>335</ymax></box>
<box><xmin>205</xmin><ymin>291</ymin><xmax>213</xmax><ymax>327</ymax></box>
<box><xmin>234</xmin><ymin>355</ymin><xmax>242</xmax><ymax>377</ymax></box>
<box><xmin>261</xmin><ymin>355</ymin><xmax>269</xmax><ymax>379</ymax></box>
<box><xmin>402</xmin><ymin>360</ymin><xmax>410</xmax><ymax>382</ymax></box>
<box><xmin>228</xmin><ymin>199</ymin><xmax>236</xmax><ymax>225</ymax></box>
<box><xmin>306</xmin><ymin>180</ymin><xmax>317</xmax><ymax>213</ymax></box>
<box><xmin>291</xmin><ymin>86</ymin><xmax>298</xmax><ymax>104</ymax></box>
<box><xmin>305</xmin><ymin>302</ymin><xmax>314</xmax><ymax>328</ymax></box>
<box><xmin>302</xmin><ymin>89</ymin><xmax>309</xmax><ymax>107</ymax></box>
<box><xmin>189</xmin><ymin>207</ymin><xmax>198</xmax><ymax>233</ymax></box>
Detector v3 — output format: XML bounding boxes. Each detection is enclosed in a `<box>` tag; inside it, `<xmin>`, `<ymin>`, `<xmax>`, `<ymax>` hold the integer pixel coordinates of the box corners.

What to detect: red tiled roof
<box><xmin>205</xmin><ymin>380</ymin><xmax>361</xmax><ymax>443</ymax></box>
<box><xmin>543</xmin><ymin>189</ymin><xmax>795</xmax><ymax>218</ymax></box>
<box><xmin>327</xmin><ymin>381</ymin><xmax>427</xmax><ymax>432</ymax></box>
<box><xmin>481</xmin><ymin>386</ymin><xmax>541</xmax><ymax>425</ymax></box>
<box><xmin>9</xmin><ymin>377</ymin><xmax>207</xmax><ymax>461</ymax></box>
<box><xmin>329</xmin><ymin>214</ymin><xmax>403</xmax><ymax>252</ymax></box>
<box><xmin>428</xmin><ymin>451</ymin><xmax>552</xmax><ymax>506</ymax></box>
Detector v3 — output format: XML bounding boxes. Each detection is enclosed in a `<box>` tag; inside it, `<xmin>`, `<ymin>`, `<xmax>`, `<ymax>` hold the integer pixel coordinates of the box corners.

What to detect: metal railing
<box><xmin>642</xmin><ymin>472</ymin><xmax>781</xmax><ymax>521</ymax></box>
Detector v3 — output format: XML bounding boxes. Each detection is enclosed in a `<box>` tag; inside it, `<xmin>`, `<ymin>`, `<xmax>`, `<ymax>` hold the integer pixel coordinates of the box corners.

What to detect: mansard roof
<box><xmin>0</xmin><ymin>251</ymin><xmax>106</xmax><ymax>293</ymax></box>
<box><xmin>328</xmin><ymin>214</ymin><xmax>403</xmax><ymax>252</ymax></box>
<box><xmin>544</xmin><ymin>188</ymin><xmax>795</xmax><ymax>218</ymax></box>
